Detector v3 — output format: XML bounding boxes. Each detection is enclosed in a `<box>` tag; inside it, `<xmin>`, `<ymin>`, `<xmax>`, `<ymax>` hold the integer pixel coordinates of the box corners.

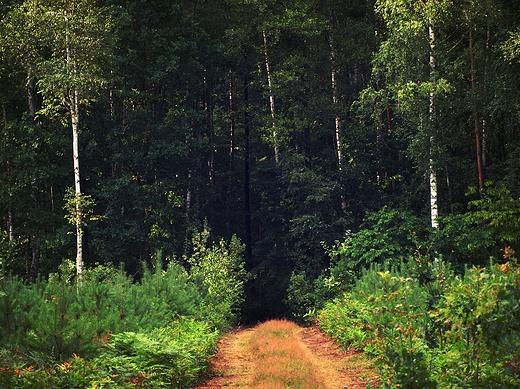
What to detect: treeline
<box><xmin>1</xmin><ymin>0</ymin><xmax>520</xmax><ymax>317</ymax></box>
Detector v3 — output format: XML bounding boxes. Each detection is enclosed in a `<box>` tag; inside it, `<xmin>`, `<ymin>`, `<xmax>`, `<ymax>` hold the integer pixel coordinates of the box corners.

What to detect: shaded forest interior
<box><xmin>2</xmin><ymin>0</ymin><xmax>520</xmax><ymax>321</ymax></box>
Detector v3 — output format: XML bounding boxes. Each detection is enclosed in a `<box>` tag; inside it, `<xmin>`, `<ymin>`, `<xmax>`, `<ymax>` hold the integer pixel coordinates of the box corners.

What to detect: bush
<box><xmin>0</xmin><ymin>259</ymin><xmax>203</xmax><ymax>361</ymax></box>
<box><xmin>328</xmin><ymin>206</ymin><xmax>429</xmax><ymax>290</ymax></box>
<box><xmin>96</xmin><ymin>318</ymin><xmax>219</xmax><ymax>388</ymax></box>
<box><xmin>0</xmin><ymin>318</ymin><xmax>219</xmax><ymax>388</ymax></box>
<box><xmin>317</xmin><ymin>294</ymin><xmax>369</xmax><ymax>351</ymax></box>
<box><xmin>437</xmin><ymin>183</ymin><xmax>520</xmax><ymax>266</ymax></box>
<box><xmin>186</xmin><ymin>227</ymin><xmax>248</xmax><ymax>330</ymax></box>
<box><xmin>0</xmin><ymin>230</ymin><xmax>248</xmax><ymax>387</ymax></box>
<box><xmin>318</xmin><ymin>259</ymin><xmax>520</xmax><ymax>388</ymax></box>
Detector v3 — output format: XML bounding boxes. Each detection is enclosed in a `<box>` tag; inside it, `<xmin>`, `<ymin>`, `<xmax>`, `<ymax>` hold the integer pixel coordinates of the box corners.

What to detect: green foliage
<box><xmin>437</xmin><ymin>183</ymin><xmax>520</xmax><ymax>265</ymax></box>
<box><xmin>97</xmin><ymin>318</ymin><xmax>218</xmax><ymax>388</ymax></box>
<box><xmin>432</xmin><ymin>263</ymin><xmax>520</xmax><ymax>388</ymax></box>
<box><xmin>328</xmin><ymin>206</ymin><xmax>429</xmax><ymax>289</ymax></box>
<box><xmin>502</xmin><ymin>28</ymin><xmax>520</xmax><ymax>62</ymax></box>
<box><xmin>284</xmin><ymin>271</ymin><xmax>337</xmax><ymax>322</ymax></box>
<box><xmin>318</xmin><ymin>259</ymin><xmax>520</xmax><ymax>388</ymax></box>
<box><xmin>63</xmin><ymin>187</ymin><xmax>102</xmax><ymax>227</ymax></box>
<box><xmin>0</xmin><ymin>259</ymin><xmax>198</xmax><ymax>358</ymax></box>
<box><xmin>0</xmin><ymin>227</ymin><xmax>247</xmax><ymax>385</ymax></box>
<box><xmin>0</xmin><ymin>318</ymin><xmax>218</xmax><ymax>388</ymax></box>
<box><xmin>317</xmin><ymin>293</ymin><xmax>369</xmax><ymax>351</ymax></box>
<box><xmin>186</xmin><ymin>226</ymin><xmax>248</xmax><ymax>330</ymax></box>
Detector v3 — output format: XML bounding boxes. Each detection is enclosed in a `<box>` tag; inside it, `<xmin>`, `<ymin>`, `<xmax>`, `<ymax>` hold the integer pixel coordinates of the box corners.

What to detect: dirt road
<box><xmin>194</xmin><ymin>320</ymin><xmax>378</xmax><ymax>389</ymax></box>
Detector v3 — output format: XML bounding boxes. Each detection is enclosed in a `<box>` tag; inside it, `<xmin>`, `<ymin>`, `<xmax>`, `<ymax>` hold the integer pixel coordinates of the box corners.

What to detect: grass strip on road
<box><xmin>247</xmin><ymin>319</ymin><xmax>326</xmax><ymax>389</ymax></box>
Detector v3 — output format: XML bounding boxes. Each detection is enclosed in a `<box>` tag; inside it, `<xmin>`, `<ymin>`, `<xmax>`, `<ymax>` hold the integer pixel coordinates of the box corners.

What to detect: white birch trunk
<box><xmin>66</xmin><ymin>8</ymin><xmax>83</xmax><ymax>282</ymax></box>
<box><xmin>329</xmin><ymin>37</ymin><xmax>342</xmax><ymax>167</ymax></box>
<box><xmin>428</xmin><ymin>20</ymin><xmax>439</xmax><ymax>229</ymax></box>
<box><xmin>262</xmin><ymin>30</ymin><xmax>279</xmax><ymax>166</ymax></box>
<box><xmin>72</xmin><ymin>86</ymin><xmax>83</xmax><ymax>283</ymax></box>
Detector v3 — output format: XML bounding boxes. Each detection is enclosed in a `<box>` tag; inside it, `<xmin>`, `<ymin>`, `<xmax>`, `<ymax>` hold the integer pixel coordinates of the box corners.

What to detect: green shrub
<box><xmin>96</xmin><ymin>317</ymin><xmax>219</xmax><ymax>388</ymax></box>
<box><xmin>317</xmin><ymin>293</ymin><xmax>369</xmax><ymax>351</ymax></box>
<box><xmin>186</xmin><ymin>228</ymin><xmax>248</xmax><ymax>330</ymax></box>
<box><xmin>0</xmin><ymin>232</ymin><xmax>247</xmax><ymax>386</ymax></box>
<box><xmin>0</xmin><ymin>259</ymin><xmax>204</xmax><ymax>360</ymax></box>
<box><xmin>318</xmin><ymin>259</ymin><xmax>520</xmax><ymax>388</ymax></box>
<box><xmin>328</xmin><ymin>206</ymin><xmax>429</xmax><ymax>290</ymax></box>
<box><xmin>437</xmin><ymin>183</ymin><xmax>520</xmax><ymax>266</ymax></box>
<box><xmin>432</xmin><ymin>262</ymin><xmax>520</xmax><ymax>388</ymax></box>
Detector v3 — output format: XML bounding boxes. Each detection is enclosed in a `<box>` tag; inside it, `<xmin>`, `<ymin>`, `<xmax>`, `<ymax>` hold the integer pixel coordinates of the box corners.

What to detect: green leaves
<box><xmin>502</xmin><ymin>28</ymin><xmax>520</xmax><ymax>62</ymax></box>
<box><xmin>319</xmin><ymin>258</ymin><xmax>520</xmax><ymax>388</ymax></box>
<box><xmin>100</xmin><ymin>319</ymin><xmax>218</xmax><ymax>388</ymax></box>
<box><xmin>187</xmin><ymin>226</ymin><xmax>248</xmax><ymax>330</ymax></box>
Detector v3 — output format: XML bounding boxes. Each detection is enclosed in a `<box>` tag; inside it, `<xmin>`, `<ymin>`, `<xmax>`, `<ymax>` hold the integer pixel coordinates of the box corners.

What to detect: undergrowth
<box><xmin>0</xmin><ymin>229</ymin><xmax>248</xmax><ymax>388</ymax></box>
<box><xmin>318</xmin><ymin>258</ymin><xmax>520</xmax><ymax>388</ymax></box>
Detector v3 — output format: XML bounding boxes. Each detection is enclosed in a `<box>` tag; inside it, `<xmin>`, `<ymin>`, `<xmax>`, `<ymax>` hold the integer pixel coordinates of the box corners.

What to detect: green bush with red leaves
<box><xmin>318</xmin><ymin>259</ymin><xmax>520</xmax><ymax>388</ymax></box>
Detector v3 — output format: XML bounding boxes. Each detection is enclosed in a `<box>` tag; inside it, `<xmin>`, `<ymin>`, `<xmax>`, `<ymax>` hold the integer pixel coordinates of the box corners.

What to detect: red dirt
<box><xmin>194</xmin><ymin>321</ymin><xmax>378</xmax><ymax>389</ymax></box>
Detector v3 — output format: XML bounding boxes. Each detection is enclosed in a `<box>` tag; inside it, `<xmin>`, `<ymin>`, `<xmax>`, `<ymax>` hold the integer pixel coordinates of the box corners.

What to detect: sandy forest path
<box><xmin>194</xmin><ymin>320</ymin><xmax>378</xmax><ymax>389</ymax></box>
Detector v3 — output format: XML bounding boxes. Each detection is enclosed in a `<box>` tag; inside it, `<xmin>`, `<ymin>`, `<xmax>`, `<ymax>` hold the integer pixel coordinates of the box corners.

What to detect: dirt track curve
<box><xmin>194</xmin><ymin>321</ymin><xmax>378</xmax><ymax>389</ymax></box>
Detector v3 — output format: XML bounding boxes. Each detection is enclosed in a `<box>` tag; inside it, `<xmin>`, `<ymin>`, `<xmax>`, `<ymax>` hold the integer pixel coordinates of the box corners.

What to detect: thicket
<box><xmin>318</xmin><ymin>258</ymin><xmax>520</xmax><ymax>388</ymax></box>
<box><xmin>0</xmin><ymin>230</ymin><xmax>248</xmax><ymax>388</ymax></box>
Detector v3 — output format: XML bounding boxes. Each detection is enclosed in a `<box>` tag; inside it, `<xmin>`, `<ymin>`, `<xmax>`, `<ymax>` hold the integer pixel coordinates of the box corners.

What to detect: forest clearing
<box><xmin>195</xmin><ymin>319</ymin><xmax>377</xmax><ymax>389</ymax></box>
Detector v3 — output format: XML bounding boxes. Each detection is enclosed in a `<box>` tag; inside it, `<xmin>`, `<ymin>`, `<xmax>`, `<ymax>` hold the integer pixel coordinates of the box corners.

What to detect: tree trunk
<box><xmin>428</xmin><ymin>18</ymin><xmax>439</xmax><ymax>229</ymax></box>
<box><xmin>3</xmin><ymin>103</ymin><xmax>14</xmax><ymax>243</ymax></box>
<box><xmin>469</xmin><ymin>28</ymin><xmax>484</xmax><ymax>195</ymax></box>
<box><xmin>329</xmin><ymin>35</ymin><xmax>342</xmax><ymax>167</ymax></box>
<box><xmin>262</xmin><ymin>30</ymin><xmax>279</xmax><ymax>167</ymax></box>
<box><xmin>243</xmin><ymin>77</ymin><xmax>252</xmax><ymax>264</ymax></box>
<box><xmin>330</xmin><ymin>34</ymin><xmax>347</xmax><ymax>210</ymax></box>
<box><xmin>227</xmin><ymin>75</ymin><xmax>235</xmax><ymax>231</ymax></box>
<box><xmin>27</xmin><ymin>70</ymin><xmax>36</xmax><ymax>120</ymax></box>
<box><xmin>64</xmin><ymin>6</ymin><xmax>83</xmax><ymax>283</ymax></box>
<box><xmin>71</xmin><ymin>86</ymin><xmax>83</xmax><ymax>283</ymax></box>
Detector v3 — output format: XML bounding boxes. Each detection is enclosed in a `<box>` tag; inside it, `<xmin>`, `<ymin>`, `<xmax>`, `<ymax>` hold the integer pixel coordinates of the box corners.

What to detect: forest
<box><xmin>1</xmin><ymin>0</ymin><xmax>520</xmax><ymax>387</ymax></box>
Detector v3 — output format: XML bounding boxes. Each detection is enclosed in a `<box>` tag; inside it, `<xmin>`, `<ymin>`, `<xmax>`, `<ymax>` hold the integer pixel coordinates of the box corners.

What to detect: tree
<box><xmin>4</xmin><ymin>0</ymin><xmax>114</xmax><ymax>282</ymax></box>
<box><xmin>362</xmin><ymin>0</ymin><xmax>453</xmax><ymax>227</ymax></box>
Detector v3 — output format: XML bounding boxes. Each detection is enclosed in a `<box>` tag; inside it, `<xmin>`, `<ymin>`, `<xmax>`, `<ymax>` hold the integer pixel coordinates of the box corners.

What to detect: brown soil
<box><xmin>194</xmin><ymin>321</ymin><xmax>378</xmax><ymax>389</ymax></box>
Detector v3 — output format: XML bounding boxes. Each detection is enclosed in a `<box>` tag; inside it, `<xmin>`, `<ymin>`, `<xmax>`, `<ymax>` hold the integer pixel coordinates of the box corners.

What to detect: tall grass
<box><xmin>247</xmin><ymin>319</ymin><xmax>326</xmax><ymax>389</ymax></box>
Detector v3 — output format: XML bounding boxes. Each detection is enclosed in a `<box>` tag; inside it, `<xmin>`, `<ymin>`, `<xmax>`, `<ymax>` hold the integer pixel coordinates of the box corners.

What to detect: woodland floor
<box><xmin>194</xmin><ymin>320</ymin><xmax>379</xmax><ymax>389</ymax></box>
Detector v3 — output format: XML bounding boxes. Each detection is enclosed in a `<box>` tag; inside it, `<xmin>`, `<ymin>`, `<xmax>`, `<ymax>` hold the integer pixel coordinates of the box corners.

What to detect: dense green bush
<box><xmin>327</xmin><ymin>206</ymin><xmax>430</xmax><ymax>290</ymax></box>
<box><xmin>438</xmin><ymin>184</ymin><xmax>520</xmax><ymax>266</ymax></box>
<box><xmin>318</xmin><ymin>293</ymin><xmax>369</xmax><ymax>351</ymax></box>
<box><xmin>186</xmin><ymin>228</ymin><xmax>248</xmax><ymax>330</ymax></box>
<box><xmin>0</xmin><ymin>259</ymin><xmax>202</xmax><ymax>360</ymax></box>
<box><xmin>96</xmin><ymin>318</ymin><xmax>219</xmax><ymax>388</ymax></box>
<box><xmin>0</xmin><ymin>318</ymin><xmax>218</xmax><ymax>388</ymax></box>
<box><xmin>0</xmin><ymin>232</ymin><xmax>247</xmax><ymax>387</ymax></box>
<box><xmin>318</xmin><ymin>259</ymin><xmax>520</xmax><ymax>388</ymax></box>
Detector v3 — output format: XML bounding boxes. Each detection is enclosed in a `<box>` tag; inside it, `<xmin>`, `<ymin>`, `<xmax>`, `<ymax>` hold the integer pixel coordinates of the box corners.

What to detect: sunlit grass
<box><xmin>247</xmin><ymin>319</ymin><xmax>326</xmax><ymax>389</ymax></box>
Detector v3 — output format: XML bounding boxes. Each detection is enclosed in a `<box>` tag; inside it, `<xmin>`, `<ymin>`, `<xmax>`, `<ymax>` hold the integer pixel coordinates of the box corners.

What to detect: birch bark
<box><xmin>428</xmin><ymin>19</ymin><xmax>439</xmax><ymax>229</ymax></box>
<box><xmin>262</xmin><ymin>30</ymin><xmax>279</xmax><ymax>167</ymax></box>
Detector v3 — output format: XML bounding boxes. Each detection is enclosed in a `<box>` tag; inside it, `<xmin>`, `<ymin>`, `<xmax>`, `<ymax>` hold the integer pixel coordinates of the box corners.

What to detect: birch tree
<box><xmin>366</xmin><ymin>0</ymin><xmax>453</xmax><ymax>228</ymax></box>
<box><xmin>5</xmin><ymin>0</ymin><xmax>113</xmax><ymax>282</ymax></box>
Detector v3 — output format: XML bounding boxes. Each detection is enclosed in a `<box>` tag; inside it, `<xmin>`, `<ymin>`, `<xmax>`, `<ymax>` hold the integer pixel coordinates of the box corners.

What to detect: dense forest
<box><xmin>2</xmin><ymin>0</ymin><xmax>520</xmax><ymax>321</ymax></box>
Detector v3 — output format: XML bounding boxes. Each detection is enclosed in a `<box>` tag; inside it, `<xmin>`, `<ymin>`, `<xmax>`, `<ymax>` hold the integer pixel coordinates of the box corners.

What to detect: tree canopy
<box><xmin>1</xmin><ymin>0</ymin><xmax>520</xmax><ymax>319</ymax></box>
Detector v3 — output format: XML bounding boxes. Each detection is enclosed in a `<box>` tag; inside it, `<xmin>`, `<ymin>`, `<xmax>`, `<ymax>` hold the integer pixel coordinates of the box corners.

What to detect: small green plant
<box><xmin>97</xmin><ymin>318</ymin><xmax>219</xmax><ymax>388</ymax></box>
<box><xmin>186</xmin><ymin>226</ymin><xmax>249</xmax><ymax>330</ymax></box>
<box><xmin>317</xmin><ymin>294</ymin><xmax>369</xmax><ymax>351</ymax></box>
<box><xmin>431</xmin><ymin>262</ymin><xmax>520</xmax><ymax>388</ymax></box>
